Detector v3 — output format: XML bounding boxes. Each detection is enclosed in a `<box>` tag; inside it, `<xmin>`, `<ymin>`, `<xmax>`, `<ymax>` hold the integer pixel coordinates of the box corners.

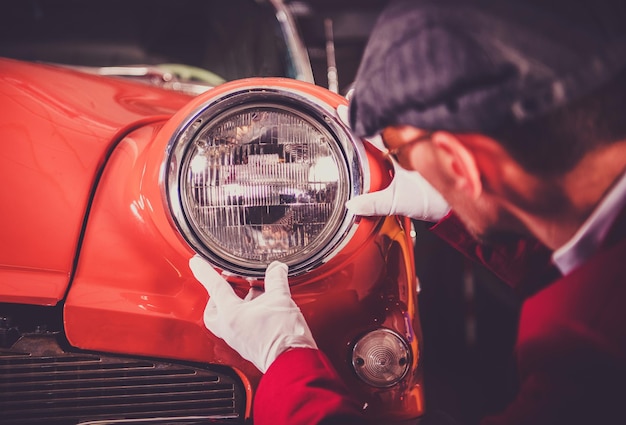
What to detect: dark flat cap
<box><xmin>349</xmin><ymin>0</ymin><xmax>626</xmax><ymax>137</ymax></box>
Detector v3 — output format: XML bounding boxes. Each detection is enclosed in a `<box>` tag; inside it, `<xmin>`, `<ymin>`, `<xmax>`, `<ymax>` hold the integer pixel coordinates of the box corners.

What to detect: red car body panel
<box><xmin>1</xmin><ymin>61</ymin><xmax>425</xmax><ymax>421</ymax></box>
<box><xmin>0</xmin><ymin>59</ymin><xmax>192</xmax><ymax>305</ymax></box>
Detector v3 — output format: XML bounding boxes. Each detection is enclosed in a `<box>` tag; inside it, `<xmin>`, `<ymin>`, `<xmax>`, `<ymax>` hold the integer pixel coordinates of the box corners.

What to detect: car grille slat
<box><xmin>3</xmin><ymin>386</ymin><xmax>235</xmax><ymax>404</ymax></box>
<box><xmin>4</xmin><ymin>373</ymin><xmax>221</xmax><ymax>391</ymax></box>
<box><xmin>1</xmin><ymin>362</ymin><xmax>211</xmax><ymax>383</ymax></box>
<box><xmin>2</xmin><ymin>380</ymin><xmax>230</xmax><ymax>399</ymax></box>
<box><xmin>0</xmin><ymin>343</ymin><xmax>245</xmax><ymax>424</ymax></box>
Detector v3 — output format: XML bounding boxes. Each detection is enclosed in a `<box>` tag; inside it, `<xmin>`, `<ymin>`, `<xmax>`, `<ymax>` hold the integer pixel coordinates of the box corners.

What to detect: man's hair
<box><xmin>486</xmin><ymin>68</ymin><xmax>626</xmax><ymax>176</ymax></box>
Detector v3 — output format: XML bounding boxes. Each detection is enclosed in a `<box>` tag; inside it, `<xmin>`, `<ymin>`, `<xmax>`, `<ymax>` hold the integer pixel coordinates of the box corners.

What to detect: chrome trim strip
<box><xmin>270</xmin><ymin>0</ymin><xmax>315</xmax><ymax>83</ymax></box>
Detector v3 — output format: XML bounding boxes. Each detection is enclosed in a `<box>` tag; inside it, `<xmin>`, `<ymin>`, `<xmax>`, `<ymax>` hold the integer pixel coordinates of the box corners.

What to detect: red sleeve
<box><xmin>430</xmin><ymin>212</ymin><xmax>560</xmax><ymax>296</ymax></box>
<box><xmin>253</xmin><ymin>348</ymin><xmax>365</xmax><ymax>425</ymax></box>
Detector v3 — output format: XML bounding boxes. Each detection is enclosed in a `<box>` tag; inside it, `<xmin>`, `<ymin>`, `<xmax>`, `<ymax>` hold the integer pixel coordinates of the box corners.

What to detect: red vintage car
<box><xmin>0</xmin><ymin>1</ymin><xmax>425</xmax><ymax>423</ymax></box>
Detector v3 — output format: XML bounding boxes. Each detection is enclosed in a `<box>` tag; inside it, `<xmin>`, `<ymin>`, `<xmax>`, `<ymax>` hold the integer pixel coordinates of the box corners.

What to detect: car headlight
<box><xmin>164</xmin><ymin>83</ymin><xmax>367</xmax><ymax>277</ymax></box>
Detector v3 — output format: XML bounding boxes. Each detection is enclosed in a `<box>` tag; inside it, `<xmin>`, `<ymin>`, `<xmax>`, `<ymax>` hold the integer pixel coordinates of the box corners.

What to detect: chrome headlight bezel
<box><xmin>163</xmin><ymin>85</ymin><xmax>369</xmax><ymax>278</ymax></box>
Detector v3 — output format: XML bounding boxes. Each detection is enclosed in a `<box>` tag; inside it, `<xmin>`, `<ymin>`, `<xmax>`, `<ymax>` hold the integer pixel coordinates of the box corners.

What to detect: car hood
<box><xmin>0</xmin><ymin>58</ymin><xmax>193</xmax><ymax>305</ymax></box>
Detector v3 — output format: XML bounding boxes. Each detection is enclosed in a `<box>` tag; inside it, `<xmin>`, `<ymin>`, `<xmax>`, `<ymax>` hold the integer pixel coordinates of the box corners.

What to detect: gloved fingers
<box><xmin>398</xmin><ymin>167</ymin><xmax>450</xmax><ymax>221</ymax></box>
<box><xmin>346</xmin><ymin>164</ymin><xmax>450</xmax><ymax>221</ymax></box>
<box><xmin>263</xmin><ymin>261</ymin><xmax>290</xmax><ymax>295</ymax></box>
<box><xmin>189</xmin><ymin>255</ymin><xmax>240</xmax><ymax>307</ymax></box>
<box><xmin>202</xmin><ymin>297</ymin><xmax>223</xmax><ymax>336</ymax></box>
<box><xmin>345</xmin><ymin>189</ymin><xmax>394</xmax><ymax>216</ymax></box>
<box><xmin>336</xmin><ymin>104</ymin><xmax>350</xmax><ymax>127</ymax></box>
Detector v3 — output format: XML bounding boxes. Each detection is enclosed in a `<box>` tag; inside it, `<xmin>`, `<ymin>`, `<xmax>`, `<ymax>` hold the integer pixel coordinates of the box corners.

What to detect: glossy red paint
<box><xmin>0</xmin><ymin>58</ymin><xmax>192</xmax><ymax>305</ymax></box>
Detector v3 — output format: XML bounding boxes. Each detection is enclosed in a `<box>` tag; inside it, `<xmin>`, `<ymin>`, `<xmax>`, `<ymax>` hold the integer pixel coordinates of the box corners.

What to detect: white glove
<box><xmin>345</xmin><ymin>165</ymin><xmax>450</xmax><ymax>222</ymax></box>
<box><xmin>189</xmin><ymin>255</ymin><xmax>317</xmax><ymax>373</ymax></box>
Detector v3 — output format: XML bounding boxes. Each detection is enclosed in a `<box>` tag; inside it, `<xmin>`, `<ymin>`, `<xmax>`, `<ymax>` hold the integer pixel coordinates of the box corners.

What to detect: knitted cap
<box><xmin>349</xmin><ymin>0</ymin><xmax>626</xmax><ymax>137</ymax></box>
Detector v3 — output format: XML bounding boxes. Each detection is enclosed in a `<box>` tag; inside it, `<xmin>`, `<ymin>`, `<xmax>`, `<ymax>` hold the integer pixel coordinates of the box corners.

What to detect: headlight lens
<box><xmin>165</xmin><ymin>86</ymin><xmax>365</xmax><ymax>277</ymax></box>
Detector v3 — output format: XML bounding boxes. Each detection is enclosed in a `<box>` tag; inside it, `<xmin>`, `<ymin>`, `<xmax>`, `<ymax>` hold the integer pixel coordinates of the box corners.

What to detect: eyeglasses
<box><xmin>383</xmin><ymin>131</ymin><xmax>433</xmax><ymax>169</ymax></box>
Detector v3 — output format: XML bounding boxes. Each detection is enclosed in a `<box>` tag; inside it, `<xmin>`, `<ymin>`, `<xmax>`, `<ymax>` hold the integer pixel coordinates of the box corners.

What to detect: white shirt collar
<box><xmin>552</xmin><ymin>170</ymin><xmax>626</xmax><ymax>275</ymax></box>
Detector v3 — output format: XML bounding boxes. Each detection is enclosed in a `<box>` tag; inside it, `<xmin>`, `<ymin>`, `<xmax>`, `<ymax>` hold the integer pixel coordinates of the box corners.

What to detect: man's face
<box><xmin>381</xmin><ymin>125</ymin><xmax>530</xmax><ymax>244</ymax></box>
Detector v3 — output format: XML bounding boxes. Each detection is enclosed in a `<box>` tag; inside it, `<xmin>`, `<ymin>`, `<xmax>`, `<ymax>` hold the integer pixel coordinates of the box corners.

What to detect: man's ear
<box><xmin>430</xmin><ymin>131</ymin><xmax>482</xmax><ymax>200</ymax></box>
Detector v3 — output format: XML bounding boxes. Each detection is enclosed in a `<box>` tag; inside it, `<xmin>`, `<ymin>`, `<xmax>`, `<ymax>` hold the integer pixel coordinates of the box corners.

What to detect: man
<box><xmin>189</xmin><ymin>0</ymin><xmax>626</xmax><ymax>423</ymax></box>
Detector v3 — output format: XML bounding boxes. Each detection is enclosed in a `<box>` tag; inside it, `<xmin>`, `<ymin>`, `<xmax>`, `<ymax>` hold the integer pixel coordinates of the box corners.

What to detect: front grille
<box><xmin>0</xmin><ymin>336</ymin><xmax>244</xmax><ymax>424</ymax></box>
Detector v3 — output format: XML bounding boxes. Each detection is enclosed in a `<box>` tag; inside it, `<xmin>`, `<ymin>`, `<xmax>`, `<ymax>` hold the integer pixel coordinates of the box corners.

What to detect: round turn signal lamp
<box><xmin>351</xmin><ymin>329</ymin><xmax>411</xmax><ymax>388</ymax></box>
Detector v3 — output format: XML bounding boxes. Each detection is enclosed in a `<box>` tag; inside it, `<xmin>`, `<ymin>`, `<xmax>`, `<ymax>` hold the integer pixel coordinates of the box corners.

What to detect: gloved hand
<box><xmin>189</xmin><ymin>255</ymin><xmax>318</xmax><ymax>373</ymax></box>
<box><xmin>345</xmin><ymin>164</ymin><xmax>450</xmax><ymax>222</ymax></box>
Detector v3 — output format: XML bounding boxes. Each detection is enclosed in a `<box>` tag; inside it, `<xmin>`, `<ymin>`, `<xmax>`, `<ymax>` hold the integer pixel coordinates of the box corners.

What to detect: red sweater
<box><xmin>254</xmin><ymin>348</ymin><xmax>364</xmax><ymax>424</ymax></box>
